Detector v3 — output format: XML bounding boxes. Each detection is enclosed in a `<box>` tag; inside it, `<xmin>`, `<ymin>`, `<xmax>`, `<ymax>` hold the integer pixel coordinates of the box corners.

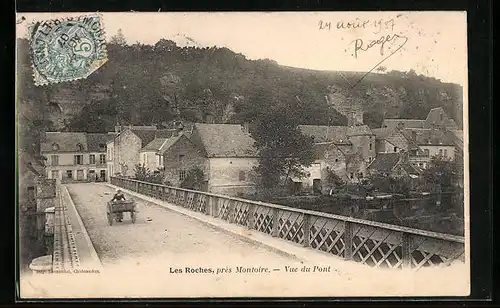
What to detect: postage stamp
<box><xmin>28</xmin><ymin>14</ymin><xmax>107</xmax><ymax>86</ymax></box>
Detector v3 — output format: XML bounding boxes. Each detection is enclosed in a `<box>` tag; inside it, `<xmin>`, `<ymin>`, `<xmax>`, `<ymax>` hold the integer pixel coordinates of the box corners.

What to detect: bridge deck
<box><xmin>20</xmin><ymin>183</ymin><xmax>469</xmax><ymax>298</ymax></box>
<box><xmin>67</xmin><ymin>183</ymin><xmax>299</xmax><ymax>267</ymax></box>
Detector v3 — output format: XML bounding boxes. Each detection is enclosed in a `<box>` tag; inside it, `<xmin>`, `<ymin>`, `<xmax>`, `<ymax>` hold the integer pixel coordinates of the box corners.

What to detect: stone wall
<box><xmin>115</xmin><ymin>130</ymin><xmax>142</xmax><ymax>177</ymax></box>
<box><xmin>162</xmin><ymin>136</ymin><xmax>207</xmax><ymax>186</ymax></box>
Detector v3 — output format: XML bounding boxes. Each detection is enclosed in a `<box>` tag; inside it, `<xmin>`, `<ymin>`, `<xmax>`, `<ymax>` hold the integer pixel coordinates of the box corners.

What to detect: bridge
<box><xmin>20</xmin><ymin>177</ymin><xmax>469</xmax><ymax>298</ymax></box>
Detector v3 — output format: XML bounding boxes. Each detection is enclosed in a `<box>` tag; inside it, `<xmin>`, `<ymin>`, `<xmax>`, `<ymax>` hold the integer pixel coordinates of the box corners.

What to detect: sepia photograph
<box><xmin>16</xmin><ymin>11</ymin><xmax>469</xmax><ymax>298</ymax></box>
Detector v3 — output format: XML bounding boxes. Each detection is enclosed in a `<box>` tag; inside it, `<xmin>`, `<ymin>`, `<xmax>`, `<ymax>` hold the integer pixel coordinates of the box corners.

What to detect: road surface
<box><xmin>66</xmin><ymin>182</ymin><xmax>299</xmax><ymax>267</ymax></box>
<box><xmin>20</xmin><ymin>183</ymin><xmax>469</xmax><ymax>298</ymax></box>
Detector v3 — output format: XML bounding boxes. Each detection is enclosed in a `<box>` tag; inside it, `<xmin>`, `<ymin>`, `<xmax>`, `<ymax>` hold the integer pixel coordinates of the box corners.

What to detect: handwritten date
<box><xmin>319</xmin><ymin>18</ymin><xmax>395</xmax><ymax>34</ymax></box>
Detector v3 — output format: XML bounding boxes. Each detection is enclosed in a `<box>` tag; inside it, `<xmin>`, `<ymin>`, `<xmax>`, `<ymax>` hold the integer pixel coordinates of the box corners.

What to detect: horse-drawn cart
<box><xmin>106</xmin><ymin>200</ymin><xmax>137</xmax><ymax>225</ymax></box>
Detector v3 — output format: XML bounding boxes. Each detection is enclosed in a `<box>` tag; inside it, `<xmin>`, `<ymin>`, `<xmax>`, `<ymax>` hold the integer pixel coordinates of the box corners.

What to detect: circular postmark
<box><xmin>29</xmin><ymin>15</ymin><xmax>108</xmax><ymax>86</ymax></box>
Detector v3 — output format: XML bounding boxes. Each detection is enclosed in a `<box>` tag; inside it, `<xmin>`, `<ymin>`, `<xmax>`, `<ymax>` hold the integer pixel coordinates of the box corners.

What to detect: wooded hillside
<box><xmin>16</xmin><ymin>37</ymin><xmax>463</xmax><ymax>156</ymax></box>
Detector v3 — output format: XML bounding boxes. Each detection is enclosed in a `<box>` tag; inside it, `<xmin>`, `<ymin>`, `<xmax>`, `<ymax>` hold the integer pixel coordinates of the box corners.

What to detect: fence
<box><xmin>111</xmin><ymin>176</ymin><xmax>465</xmax><ymax>270</ymax></box>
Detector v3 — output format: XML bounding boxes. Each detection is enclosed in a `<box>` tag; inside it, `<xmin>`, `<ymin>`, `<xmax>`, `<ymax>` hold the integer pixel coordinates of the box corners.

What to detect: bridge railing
<box><xmin>111</xmin><ymin>176</ymin><xmax>465</xmax><ymax>270</ymax></box>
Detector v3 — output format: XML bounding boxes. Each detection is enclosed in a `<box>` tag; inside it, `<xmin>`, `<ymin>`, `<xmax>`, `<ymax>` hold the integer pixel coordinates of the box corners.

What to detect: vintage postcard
<box><xmin>16</xmin><ymin>11</ymin><xmax>469</xmax><ymax>298</ymax></box>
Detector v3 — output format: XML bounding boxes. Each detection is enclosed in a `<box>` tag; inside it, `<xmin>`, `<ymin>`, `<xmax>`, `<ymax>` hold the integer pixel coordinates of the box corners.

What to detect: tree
<box><xmin>251</xmin><ymin>99</ymin><xmax>316</xmax><ymax>196</ymax></box>
<box><xmin>110</xmin><ymin>29</ymin><xmax>127</xmax><ymax>46</ymax></box>
<box><xmin>422</xmin><ymin>155</ymin><xmax>457</xmax><ymax>191</ymax></box>
<box><xmin>325</xmin><ymin>168</ymin><xmax>346</xmax><ymax>193</ymax></box>
<box><xmin>180</xmin><ymin>167</ymin><xmax>205</xmax><ymax>190</ymax></box>
<box><xmin>133</xmin><ymin>164</ymin><xmax>150</xmax><ymax>181</ymax></box>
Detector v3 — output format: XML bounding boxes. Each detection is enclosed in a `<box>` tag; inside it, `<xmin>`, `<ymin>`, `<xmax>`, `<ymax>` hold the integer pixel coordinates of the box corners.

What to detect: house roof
<box><xmin>382</xmin><ymin>119</ymin><xmax>426</xmax><ymax>130</ymax></box>
<box><xmin>299</xmin><ymin>125</ymin><xmax>351</xmax><ymax>144</ymax></box>
<box><xmin>158</xmin><ymin>135</ymin><xmax>184</xmax><ymax>154</ymax></box>
<box><xmin>41</xmin><ymin>132</ymin><xmax>88</xmax><ymax>152</ymax></box>
<box><xmin>346</xmin><ymin>125</ymin><xmax>374</xmax><ymax>136</ymax></box>
<box><xmin>345</xmin><ymin>153</ymin><xmax>365</xmax><ymax>173</ymax></box>
<box><xmin>425</xmin><ymin>107</ymin><xmax>458</xmax><ymax>129</ymax></box>
<box><xmin>447</xmin><ymin>130</ymin><xmax>464</xmax><ymax>151</ymax></box>
<box><xmin>87</xmin><ymin>133</ymin><xmax>114</xmax><ymax>152</ymax></box>
<box><xmin>193</xmin><ymin>123</ymin><xmax>258</xmax><ymax>157</ymax></box>
<box><xmin>141</xmin><ymin>138</ymin><xmax>167</xmax><ymax>152</ymax></box>
<box><xmin>367</xmin><ymin>153</ymin><xmax>401</xmax><ymax>173</ymax></box>
<box><xmin>312</xmin><ymin>142</ymin><xmax>345</xmax><ymax>161</ymax></box>
<box><xmin>128</xmin><ymin>129</ymin><xmax>174</xmax><ymax>147</ymax></box>
<box><xmin>373</xmin><ymin>127</ymin><xmax>410</xmax><ymax>151</ymax></box>
<box><xmin>401</xmin><ymin>129</ymin><xmax>454</xmax><ymax>146</ymax></box>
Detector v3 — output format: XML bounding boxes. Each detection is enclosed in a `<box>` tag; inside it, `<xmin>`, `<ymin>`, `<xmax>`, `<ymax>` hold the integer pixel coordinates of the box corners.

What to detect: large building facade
<box><xmin>41</xmin><ymin>132</ymin><xmax>114</xmax><ymax>182</ymax></box>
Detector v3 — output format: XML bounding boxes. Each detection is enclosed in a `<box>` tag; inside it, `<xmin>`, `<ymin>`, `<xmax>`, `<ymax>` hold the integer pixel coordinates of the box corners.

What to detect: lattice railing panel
<box><xmin>233</xmin><ymin>201</ymin><xmax>250</xmax><ymax>226</ymax></box>
<box><xmin>186</xmin><ymin>192</ymin><xmax>195</xmax><ymax>209</ymax></box>
<box><xmin>310</xmin><ymin>216</ymin><xmax>345</xmax><ymax>257</ymax></box>
<box><xmin>351</xmin><ymin>224</ymin><xmax>403</xmax><ymax>268</ymax></box>
<box><xmin>409</xmin><ymin>234</ymin><xmax>465</xmax><ymax>269</ymax></box>
<box><xmin>110</xmin><ymin>177</ymin><xmax>466</xmax><ymax>271</ymax></box>
<box><xmin>195</xmin><ymin>194</ymin><xmax>207</xmax><ymax>213</ymax></box>
<box><xmin>254</xmin><ymin>205</ymin><xmax>273</xmax><ymax>235</ymax></box>
<box><xmin>218</xmin><ymin>198</ymin><xmax>232</xmax><ymax>221</ymax></box>
<box><xmin>277</xmin><ymin>211</ymin><xmax>304</xmax><ymax>244</ymax></box>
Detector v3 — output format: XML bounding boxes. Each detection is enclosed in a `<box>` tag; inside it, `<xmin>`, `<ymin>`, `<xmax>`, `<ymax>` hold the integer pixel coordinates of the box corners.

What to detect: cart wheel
<box><xmin>107</xmin><ymin>213</ymin><xmax>113</xmax><ymax>226</ymax></box>
<box><xmin>131</xmin><ymin>211</ymin><xmax>137</xmax><ymax>223</ymax></box>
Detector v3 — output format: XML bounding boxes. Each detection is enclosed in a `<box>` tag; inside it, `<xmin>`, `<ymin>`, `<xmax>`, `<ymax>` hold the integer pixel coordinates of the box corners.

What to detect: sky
<box><xmin>16</xmin><ymin>12</ymin><xmax>467</xmax><ymax>85</ymax></box>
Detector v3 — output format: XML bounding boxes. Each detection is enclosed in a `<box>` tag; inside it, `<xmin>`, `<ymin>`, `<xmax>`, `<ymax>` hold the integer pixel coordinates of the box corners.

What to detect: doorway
<box><xmin>100</xmin><ymin>170</ymin><xmax>106</xmax><ymax>182</ymax></box>
<box><xmin>313</xmin><ymin>179</ymin><xmax>322</xmax><ymax>195</ymax></box>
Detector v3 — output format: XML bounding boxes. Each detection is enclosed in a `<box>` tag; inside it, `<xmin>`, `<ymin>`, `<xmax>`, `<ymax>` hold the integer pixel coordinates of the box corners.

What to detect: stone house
<box><xmin>300</xmin><ymin>142</ymin><xmax>347</xmax><ymax>193</ymax></box>
<box><xmin>401</xmin><ymin>128</ymin><xmax>456</xmax><ymax>169</ymax></box>
<box><xmin>158</xmin><ymin>134</ymin><xmax>207</xmax><ymax>187</ymax></box>
<box><xmin>110</xmin><ymin>126</ymin><xmax>172</xmax><ymax>177</ymax></box>
<box><xmin>41</xmin><ymin>132</ymin><xmax>114</xmax><ymax>182</ymax></box>
<box><xmin>382</xmin><ymin>107</ymin><xmax>458</xmax><ymax>130</ymax></box>
<box><xmin>139</xmin><ymin>137</ymin><xmax>168</xmax><ymax>172</ymax></box>
<box><xmin>159</xmin><ymin>123</ymin><xmax>259</xmax><ymax>196</ymax></box>
<box><xmin>372</xmin><ymin>127</ymin><xmax>411</xmax><ymax>154</ymax></box>
<box><xmin>299</xmin><ymin>125</ymin><xmax>376</xmax><ymax>162</ymax></box>
<box><xmin>298</xmin><ymin>125</ymin><xmax>375</xmax><ymax>187</ymax></box>
<box><xmin>367</xmin><ymin>152</ymin><xmax>421</xmax><ymax>179</ymax></box>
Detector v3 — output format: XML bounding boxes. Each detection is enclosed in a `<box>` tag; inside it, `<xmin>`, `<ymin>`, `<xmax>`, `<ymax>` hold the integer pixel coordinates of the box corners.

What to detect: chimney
<box><xmin>241</xmin><ymin>123</ymin><xmax>250</xmax><ymax>134</ymax></box>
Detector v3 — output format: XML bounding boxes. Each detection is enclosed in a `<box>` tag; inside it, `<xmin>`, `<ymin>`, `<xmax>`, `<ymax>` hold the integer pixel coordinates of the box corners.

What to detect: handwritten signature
<box><xmin>351</xmin><ymin>33</ymin><xmax>408</xmax><ymax>59</ymax></box>
<box><xmin>349</xmin><ymin>33</ymin><xmax>409</xmax><ymax>88</ymax></box>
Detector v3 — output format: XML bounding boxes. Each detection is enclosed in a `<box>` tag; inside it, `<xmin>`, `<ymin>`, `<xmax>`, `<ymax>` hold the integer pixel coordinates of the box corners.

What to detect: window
<box><xmin>350</xmin><ymin>173</ymin><xmax>354</xmax><ymax>179</ymax></box>
<box><xmin>393</xmin><ymin>147</ymin><xmax>397</xmax><ymax>152</ymax></box>
<box><xmin>335</xmin><ymin>158</ymin><xmax>339</xmax><ymax>162</ymax></box>
<box><xmin>178</xmin><ymin>154</ymin><xmax>185</xmax><ymax>162</ymax></box>
<box><xmin>89</xmin><ymin>154</ymin><xmax>96</xmax><ymax>164</ymax></box>
<box><xmin>179</xmin><ymin>170</ymin><xmax>187</xmax><ymax>181</ymax></box>
<box><xmin>66</xmin><ymin>170</ymin><xmax>73</xmax><ymax>179</ymax></box>
<box><xmin>74</xmin><ymin>155</ymin><xmax>83</xmax><ymax>165</ymax></box>
<box><xmin>98</xmin><ymin>143</ymin><xmax>106</xmax><ymax>151</ymax></box>
<box><xmin>76</xmin><ymin>143</ymin><xmax>84</xmax><ymax>152</ymax></box>
<box><xmin>143</xmin><ymin>154</ymin><xmax>147</xmax><ymax>164</ymax></box>
<box><xmin>369</xmin><ymin>143</ymin><xmax>373</xmax><ymax>150</ymax></box>
<box><xmin>439</xmin><ymin>149</ymin><xmax>443</xmax><ymax>156</ymax></box>
<box><xmin>444</xmin><ymin>149</ymin><xmax>448</xmax><ymax>157</ymax></box>
<box><xmin>154</xmin><ymin>170</ymin><xmax>160</xmax><ymax>175</ymax></box>
<box><xmin>50</xmin><ymin>155</ymin><xmax>59</xmax><ymax>166</ymax></box>
<box><xmin>52</xmin><ymin>143</ymin><xmax>59</xmax><ymax>151</ymax></box>
<box><xmin>440</xmin><ymin>113</ymin><xmax>443</xmax><ymax>121</ymax></box>
<box><xmin>51</xmin><ymin>170</ymin><xmax>59</xmax><ymax>179</ymax></box>
<box><xmin>99</xmin><ymin>154</ymin><xmax>106</xmax><ymax>164</ymax></box>
<box><xmin>424</xmin><ymin>149</ymin><xmax>430</xmax><ymax>156</ymax></box>
<box><xmin>239</xmin><ymin>171</ymin><xmax>246</xmax><ymax>181</ymax></box>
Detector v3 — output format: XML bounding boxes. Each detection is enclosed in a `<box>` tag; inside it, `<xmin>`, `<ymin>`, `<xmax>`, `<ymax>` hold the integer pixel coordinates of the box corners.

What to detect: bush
<box><xmin>180</xmin><ymin>167</ymin><xmax>205</xmax><ymax>190</ymax></box>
